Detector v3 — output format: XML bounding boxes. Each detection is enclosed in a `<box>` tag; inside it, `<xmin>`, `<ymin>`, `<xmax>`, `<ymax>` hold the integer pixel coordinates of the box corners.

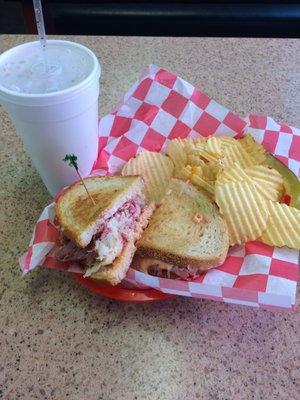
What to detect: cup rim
<box><xmin>0</xmin><ymin>39</ymin><xmax>101</xmax><ymax>99</ymax></box>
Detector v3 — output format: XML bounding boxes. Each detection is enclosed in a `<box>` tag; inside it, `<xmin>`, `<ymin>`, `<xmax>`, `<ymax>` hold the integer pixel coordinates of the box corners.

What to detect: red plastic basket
<box><xmin>71</xmin><ymin>273</ymin><xmax>173</xmax><ymax>302</ymax></box>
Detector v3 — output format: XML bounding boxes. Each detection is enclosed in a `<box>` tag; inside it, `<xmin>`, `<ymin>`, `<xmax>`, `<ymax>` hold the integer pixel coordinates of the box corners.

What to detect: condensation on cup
<box><xmin>0</xmin><ymin>40</ymin><xmax>101</xmax><ymax>196</ymax></box>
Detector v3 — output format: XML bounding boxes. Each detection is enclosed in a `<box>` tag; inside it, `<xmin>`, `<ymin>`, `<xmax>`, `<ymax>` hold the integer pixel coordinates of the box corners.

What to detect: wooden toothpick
<box><xmin>63</xmin><ymin>154</ymin><xmax>96</xmax><ymax>205</ymax></box>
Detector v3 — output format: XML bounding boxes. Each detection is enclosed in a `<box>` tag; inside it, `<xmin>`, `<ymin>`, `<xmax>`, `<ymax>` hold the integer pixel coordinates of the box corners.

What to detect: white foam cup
<box><xmin>0</xmin><ymin>40</ymin><xmax>101</xmax><ymax>195</ymax></box>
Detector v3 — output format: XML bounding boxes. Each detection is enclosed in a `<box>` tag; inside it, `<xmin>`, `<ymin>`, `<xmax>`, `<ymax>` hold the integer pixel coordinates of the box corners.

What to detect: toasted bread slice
<box><xmin>137</xmin><ymin>179</ymin><xmax>229</xmax><ymax>271</ymax></box>
<box><xmin>90</xmin><ymin>240</ymin><xmax>137</xmax><ymax>286</ymax></box>
<box><xmin>90</xmin><ymin>202</ymin><xmax>155</xmax><ymax>285</ymax></box>
<box><xmin>56</xmin><ymin>175</ymin><xmax>143</xmax><ymax>248</ymax></box>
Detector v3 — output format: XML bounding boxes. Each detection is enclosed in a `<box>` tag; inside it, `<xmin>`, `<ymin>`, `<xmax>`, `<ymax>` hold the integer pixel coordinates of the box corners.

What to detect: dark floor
<box><xmin>0</xmin><ymin>0</ymin><xmax>26</xmax><ymax>33</ymax></box>
<box><xmin>1</xmin><ymin>1</ymin><xmax>300</xmax><ymax>38</ymax></box>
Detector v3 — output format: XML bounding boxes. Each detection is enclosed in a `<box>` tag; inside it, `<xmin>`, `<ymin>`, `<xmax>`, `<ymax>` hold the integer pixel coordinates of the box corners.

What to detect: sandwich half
<box><xmin>132</xmin><ymin>178</ymin><xmax>229</xmax><ymax>280</ymax></box>
<box><xmin>53</xmin><ymin>175</ymin><xmax>155</xmax><ymax>285</ymax></box>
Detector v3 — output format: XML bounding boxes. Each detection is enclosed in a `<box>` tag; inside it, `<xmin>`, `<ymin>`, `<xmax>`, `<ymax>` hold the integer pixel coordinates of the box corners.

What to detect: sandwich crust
<box><xmin>137</xmin><ymin>179</ymin><xmax>229</xmax><ymax>271</ymax></box>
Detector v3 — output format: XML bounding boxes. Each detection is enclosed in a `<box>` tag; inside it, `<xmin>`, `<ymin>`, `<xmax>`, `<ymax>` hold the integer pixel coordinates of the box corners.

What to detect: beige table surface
<box><xmin>1</xmin><ymin>35</ymin><xmax>299</xmax><ymax>400</ymax></box>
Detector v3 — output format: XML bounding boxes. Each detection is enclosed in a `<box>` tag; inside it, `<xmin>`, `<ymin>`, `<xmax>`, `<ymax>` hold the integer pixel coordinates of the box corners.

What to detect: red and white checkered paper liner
<box><xmin>20</xmin><ymin>64</ymin><xmax>300</xmax><ymax>310</ymax></box>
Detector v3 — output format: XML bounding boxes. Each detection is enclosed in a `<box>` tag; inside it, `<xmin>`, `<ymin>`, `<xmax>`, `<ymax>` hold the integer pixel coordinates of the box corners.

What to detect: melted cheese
<box><xmin>133</xmin><ymin>256</ymin><xmax>173</xmax><ymax>273</ymax></box>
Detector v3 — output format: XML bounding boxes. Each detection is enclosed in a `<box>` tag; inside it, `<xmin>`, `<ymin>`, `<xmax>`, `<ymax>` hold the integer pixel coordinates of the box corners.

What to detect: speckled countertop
<box><xmin>0</xmin><ymin>35</ymin><xmax>299</xmax><ymax>400</ymax></box>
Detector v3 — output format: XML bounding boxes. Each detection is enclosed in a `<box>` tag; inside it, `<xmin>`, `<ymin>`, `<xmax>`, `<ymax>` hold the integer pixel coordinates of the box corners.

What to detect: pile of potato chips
<box><xmin>122</xmin><ymin>134</ymin><xmax>300</xmax><ymax>250</ymax></box>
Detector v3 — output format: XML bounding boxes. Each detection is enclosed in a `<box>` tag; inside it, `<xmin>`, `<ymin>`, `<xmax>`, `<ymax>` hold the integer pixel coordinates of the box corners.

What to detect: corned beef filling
<box><xmin>132</xmin><ymin>256</ymin><xmax>199</xmax><ymax>281</ymax></box>
<box><xmin>53</xmin><ymin>195</ymin><xmax>145</xmax><ymax>275</ymax></box>
<box><xmin>148</xmin><ymin>265</ymin><xmax>199</xmax><ymax>280</ymax></box>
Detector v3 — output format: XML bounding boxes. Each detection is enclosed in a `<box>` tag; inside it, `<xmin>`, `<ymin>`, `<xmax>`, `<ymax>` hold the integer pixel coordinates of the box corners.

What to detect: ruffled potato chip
<box><xmin>206</xmin><ymin>136</ymin><xmax>223</xmax><ymax>156</ymax></box>
<box><xmin>183</xmin><ymin>139</ymin><xmax>201</xmax><ymax>154</ymax></box>
<box><xmin>259</xmin><ymin>201</ymin><xmax>300</xmax><ymax>248</ymax></box>
<box><xmin>202</xmin><ymin>161</ymin><xmax>223</xmax><ymax>181</ymax></box>
<box><xmin>187</xmin><ymin>154</ymin><xmax>206</xmax><ymax>168</ymax></box>
<box><xmin>179</xmin><ymin>165</ymin><xmax>214</xmax><ymax>195</ymax></box>
<box><xmin>216</xmin><ymin>163</ymin><xmax>252</xmax><ymax>186</ymax></box>
<box><xmin>177</xmin><ymin>165</ymin><xmax>202</xmax><ymax>181</ymax></box>
<box><xmin>122</xmin><ymin>150</ymin><xmax>174</xmax><ymax>203</ymax></box>
<box><xmin>197</xmin><ymin>149</ymin><xmax>221</xmax><ymax>163</ymax></box>
<box><xmin>215</xmin><ymin>180</ymin><xmax>269</xmax><ymax>245</ymax></box>
<box><xmin>218</xmin><ymin>136</ymin><xmax>238</xmax><ymax>149</ymax></box>
<box><xmin>239</xmin><ymin>134</ymin><xmax>266</xmax><ymax>164</ymax></box>
<box><xmin>166</xmin><ymin>138</ymin><xmax>187</xmax><ymax>174</ymax></box>
<box><xmin>223</xmin><ymin>141</ymin><xmax>255</xmax><ymax>168</ymax></box>
<box><xmin>245</xmin><ymin>165</ymin><xmax>284</xmax><ymax>202</ymax></box>
<box><xmin>183</xmin><ymin>136</ymin><xmax>225</xmax><ymax>166</ymax></box>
